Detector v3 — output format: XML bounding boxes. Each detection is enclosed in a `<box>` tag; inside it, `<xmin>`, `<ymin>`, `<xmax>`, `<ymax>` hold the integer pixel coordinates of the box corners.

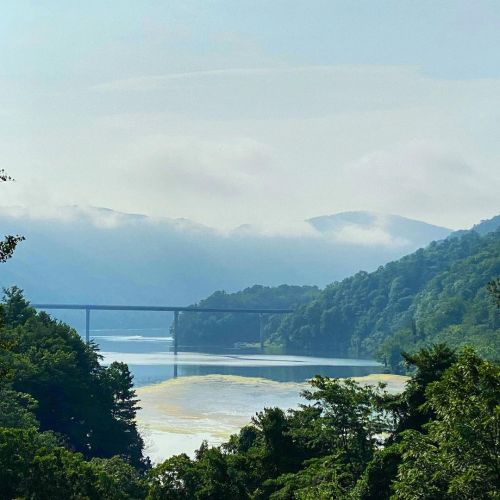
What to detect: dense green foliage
<box><xmin>177</xmin><ymin>285</ymin><xmax>319</xmax><ymax>348</ymax></box>
<box><xmin>267</xmin><ymin>230</ymin><xmax>499</xmax><ymax>368</ymax></box>
<box><xmin>145</xmin><ymin>345</ymin><xmax>499</xmax><ymax>499</ymax></box>
<box><xmin>393</xmin><ymin>348</ymin><xmax>499</xmax><ymax>498</ymax></box>
<box><xmin>0</xmin><ymin>288</ymin><xmax>149</xmax><ymax>498</ymax></box>
<box><xmin>0</xmin><ymin>429</ymin><xmax>147</xmax><ymax>499</ymax></box>
<box><xmin>0</xmin><ymin>287</ymin><xmax>146</xmax><ymax>467</ymax></box>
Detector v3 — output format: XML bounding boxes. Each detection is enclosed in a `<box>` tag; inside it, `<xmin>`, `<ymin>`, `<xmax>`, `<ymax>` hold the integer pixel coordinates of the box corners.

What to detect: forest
<box><xmin>0</xmin><ymin>289</ymin><xmax>498</xmax><ymax>498</ymax></box>
<box><xmin>179</xmin><ymin>223</ymin><xmax>500</xmax><ymax>372</ymax></box>
<box><xmin>269</xmin><ymin>229</ymin><xmax>499</xmax><ymax>370</ymax></box>
<box><xmin>177</xmin><ymin>285</ymin><xmax>320</xmax><ymax>348</ymax></box>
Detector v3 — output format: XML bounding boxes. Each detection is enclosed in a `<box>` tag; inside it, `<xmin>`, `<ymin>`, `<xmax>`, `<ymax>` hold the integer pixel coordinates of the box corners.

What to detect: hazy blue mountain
<box><xmin>0</xmin><ymin>206</ymin><xmax>453</xmax><ymax>330</ymax></box>
<box><xmin>307</xmin><ymin>211</ymin><xmax>451</xmax><ymax>244</ymax></box>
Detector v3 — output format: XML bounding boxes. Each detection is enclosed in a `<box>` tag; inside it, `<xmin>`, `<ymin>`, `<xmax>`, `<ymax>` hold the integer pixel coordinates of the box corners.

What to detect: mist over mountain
<box><xmin>178</xmin><ymin>214</ymin><xmax>499</xmax><ymax>359</ymax></box>
<box><xmin>307</xmin><ymin>211</ymin><xmax>451</xmax><ymax>246</ymax></box>
<box><xmin>0</xmin><ymin>206</ymin><xmax>452</xmax><ymax>329</ymax></box>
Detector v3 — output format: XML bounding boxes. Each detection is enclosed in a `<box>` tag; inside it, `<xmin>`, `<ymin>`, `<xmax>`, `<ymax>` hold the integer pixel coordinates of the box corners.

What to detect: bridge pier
<box><xmin>259</xmin><ymin>313</ymin><xmax>264</xmax><ymax>352</ymax></box>
<box><xmin>173</xmin><ymin>310</ymin><xmax>179</xmax><ymax>355</ymax></box>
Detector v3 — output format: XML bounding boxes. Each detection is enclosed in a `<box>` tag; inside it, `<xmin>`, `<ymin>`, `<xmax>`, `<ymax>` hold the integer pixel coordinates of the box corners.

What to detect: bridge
<box><xmin>32</xmin><ymin>303</ymin><xmax>294</xmax><ymax>354</ymax></box>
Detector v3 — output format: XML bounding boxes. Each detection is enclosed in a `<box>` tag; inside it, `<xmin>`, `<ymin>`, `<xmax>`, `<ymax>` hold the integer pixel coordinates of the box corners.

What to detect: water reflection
<box><xmin>93</xmin><ymin>333</ymin><xmax>383</xmax><ymax>386</ymax></box>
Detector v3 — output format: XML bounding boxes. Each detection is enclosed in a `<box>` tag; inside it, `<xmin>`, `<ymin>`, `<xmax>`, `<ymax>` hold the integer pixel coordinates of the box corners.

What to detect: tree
<box><xmin>0</xmin><ymin>286</ymin><xmax>35</xmax><ymax>328</ymax></box>
<box><xmin>252</xmin><ymin>407</ymin><xmax>297</xmax><ymax>476</ymax></box>
<box><xmin>0</xmin><ymin>385</ymin><xmax>38</xmax><ymax>429</ymax></box>
<box><xmin>93</xmin><ymin>361</ymin><xmax>146</xmax><ymax>468</ymax></box>
<box><xmin>0</xmin><ymin>288</ymin><xmax>146</xmax><ymax>467</ymax></box>
<box><xmin>0</xmin><ymin>428</ymin><xmax>146</xmax><ymax>499</ymax></box>
<box><xmin>0</xmin><ymin>170</ymin><xmax>24</xmax><ymax>262</ymax></box>
<box><xmin>487</xmin><ymin>277</ymin><xmax>500</xmax><ymax>307</ymax></box>
<box><xmin>382</xmin><ymin>344</ymin><xmax>457</xmax><ymax>436</ymax></box>
<box><xmin>350</xmin><ymin>344</ymin><xmax>457</xmax><ymax>498</ymax></box>
<box><xmin>264</xmin><ymin>229</ymin><xmax>500</xmax><ymax>360</ymax></box>
<box><xmin>393</xmin><ymin>348</ymin><xmax>500</xmax><ymax>498</ymax></box>
<box><xmin>147</xmin><ymin>454</ymin><xmax>197</xmax><ymax>499</ymax></box>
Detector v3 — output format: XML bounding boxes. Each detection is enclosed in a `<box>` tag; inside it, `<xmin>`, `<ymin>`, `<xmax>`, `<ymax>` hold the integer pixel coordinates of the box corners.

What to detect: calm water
<box><xmin>91</xmin><ymin>330</ymin><xmax>384</xmax><ymax>460</ymax></box>
<box><xmin>92</xmin><ymin>331</ymin><xmax>382</xmax><ymax>386</ymax></box>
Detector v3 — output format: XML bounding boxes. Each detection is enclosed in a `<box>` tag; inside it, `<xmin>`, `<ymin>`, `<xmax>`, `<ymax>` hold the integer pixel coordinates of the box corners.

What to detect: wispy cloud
<box><xmin>90</xmin><ymin>65</ymin><xmax>417</xmax><ymax>92</ymax></box>
<box><xmin>3</xmin><ymin>62</ymin><xmax>500</xmax><ymax>229</ymax></box>
<box><xmin>331</xmin><ymin>225</ymin><xmax>409</xmax><ymax>248</ymax></box>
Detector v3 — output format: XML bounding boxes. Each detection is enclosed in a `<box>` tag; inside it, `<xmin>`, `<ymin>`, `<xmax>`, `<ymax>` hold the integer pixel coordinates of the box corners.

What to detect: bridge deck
<box><xmin>32</xmin><ymin>304</ymin><xmax>293</xmax><ymax>314</ymax></box>
<box><xmin>32</xmin><ymin>303</ymin><xmax>294</xmax><ymax>354</ymax></box>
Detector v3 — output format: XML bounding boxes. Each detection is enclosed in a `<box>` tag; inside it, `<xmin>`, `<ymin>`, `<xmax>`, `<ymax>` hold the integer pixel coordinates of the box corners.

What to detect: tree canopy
<box><xmin>0</xmin><ymin>288</ymin><xmax>148</xmax><ymax>498</ymax></box>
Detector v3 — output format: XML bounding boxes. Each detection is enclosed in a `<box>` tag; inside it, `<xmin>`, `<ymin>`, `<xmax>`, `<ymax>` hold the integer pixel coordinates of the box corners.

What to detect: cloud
<box><xmin>89</xmin><ymin>64</ymin><xmax>426</xmax><ymax>117</ymax></box>
<box><xmin>120</xmin><ymin>135</ymin><xmax>274</xmax><ymax>198</ymax></box>
<box><xmin>2</xmin><ymin>64</ymin><xmax>499</xmax><ymax>230</ymax></box>
<box><xmin>91</xmin><ymin>65</ymin><xmax>383</xmax><ymax>92</ymax></box>
<box><xmin>339</xmin><ymin>139</ymin><xmax>498</xmax><ymax>227</ymax></box>
<box><xmin>230</xmin><ymin>220</ymin><xmax>322</xmax><ymax>239</ymax></box>
<box><xmin>330</xmin><ymin>224</ymin><xmax>409</xmax><ymax>247</ymax></box>
<box><xmin>91</xmin><ymin>68</ymin><xmax>279</xmax><ymax>92</ymax></box>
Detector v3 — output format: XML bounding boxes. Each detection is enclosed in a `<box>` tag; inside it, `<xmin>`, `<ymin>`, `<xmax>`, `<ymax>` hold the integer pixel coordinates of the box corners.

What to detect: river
<box><xmin>95</xmin><ymin>332</ymin><xmax>405</xmax><ymax>462</ymax></box>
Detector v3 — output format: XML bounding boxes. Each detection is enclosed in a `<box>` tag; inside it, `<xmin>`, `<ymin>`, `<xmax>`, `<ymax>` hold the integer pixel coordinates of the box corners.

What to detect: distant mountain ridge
<box><xmin>448</xmin><ymin>214</ymin><xmax>500</xmax><ymax>239</ymax></box>
<box><xmin>307</xmin><ymin>211</ymin><xmax>451</xmax><ymax>247</ymax></box>
<box><xmin>0</xmin><ymin>206</ymin><xmax>467</xmax><ymax>331</ymax></box>
<box><xmin>177</xmin><ymin>214</ymin><xmax>499</xmax><ymax>362</ymax></box>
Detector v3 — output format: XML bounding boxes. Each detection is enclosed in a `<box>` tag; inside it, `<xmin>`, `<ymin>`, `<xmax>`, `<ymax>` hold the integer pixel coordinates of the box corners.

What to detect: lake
<box><xmin>93</xmin><ymin>332</ymin><xmax>396</xmax><ymax>462</ymax></box>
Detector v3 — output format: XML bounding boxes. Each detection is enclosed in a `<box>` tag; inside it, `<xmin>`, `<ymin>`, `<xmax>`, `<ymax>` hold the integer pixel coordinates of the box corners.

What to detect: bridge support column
<box><xmin>173</xmin><ymin>310</ymin><xmax>179</xmax><ymax>355</ymax></box>
<box><xmin>259</xmin><ymin>313</ymin><xmax>264</xmax><ymax>352</ymax></box>
<box><xmin>85</xmin><ymin>308</ymin><xmax>90</xmax><ymax>344</ymax></box>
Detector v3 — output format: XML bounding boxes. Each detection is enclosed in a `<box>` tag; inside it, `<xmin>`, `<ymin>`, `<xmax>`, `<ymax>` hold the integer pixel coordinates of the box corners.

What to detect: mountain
<box><xmin>267</xmin><ymin>226</ymin><xmax>500</xmax><ymax>366</ymax></box>
<box><xmin>307</xmin><ymin>211</ymin><xmax>450</xmax><ymax>246</ymax></box>
<box><xmin>177</xmin><ymin>215</ymin><xmax>500</xmax><ymax>363</ymax></box>
<box><xmin>0</xmin><ymin>206</ymin><xmax>452</xmax><ymax>330</ymax></box>
<box><xmin>449</xmin><ymin>214</ymin><xmax>500</xmax><ymax>239</ymax></box>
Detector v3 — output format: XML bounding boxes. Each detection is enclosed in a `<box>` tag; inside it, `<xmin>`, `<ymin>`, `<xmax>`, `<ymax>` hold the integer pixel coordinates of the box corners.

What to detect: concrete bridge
<box><xmin>32</xmin><ymin>303</ymin><xmax>294</xmax><ymax>354</ymax></box>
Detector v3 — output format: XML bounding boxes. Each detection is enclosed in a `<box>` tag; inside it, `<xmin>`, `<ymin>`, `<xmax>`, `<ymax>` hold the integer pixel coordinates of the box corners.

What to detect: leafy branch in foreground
<box><xmin>0</xmin><ymin>170</ymin><xmax>25</xmax><ymax>262</ymax></box>
<box><xmin>0</xmin><ymin>235</ymin><xmax>25</xmax><ymax>263</ymax></box>
<box><xmin>0</xmin><ymin>169</ymin><xmax>13</xmax><ymax>182</ymax></box>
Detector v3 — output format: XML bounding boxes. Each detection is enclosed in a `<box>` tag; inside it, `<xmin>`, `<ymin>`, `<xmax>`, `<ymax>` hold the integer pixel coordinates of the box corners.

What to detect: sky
<box><xmin>1</xmin><ymin>1</ymin><xmax>499</xmax><ymax>230</ymax></box>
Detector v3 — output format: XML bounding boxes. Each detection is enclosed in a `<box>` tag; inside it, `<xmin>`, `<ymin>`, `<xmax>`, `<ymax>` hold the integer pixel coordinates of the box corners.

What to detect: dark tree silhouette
<box><xmin>0</xmin><ymin>170</ymin><xmax>24</xmax><ymax>262</ymax></box>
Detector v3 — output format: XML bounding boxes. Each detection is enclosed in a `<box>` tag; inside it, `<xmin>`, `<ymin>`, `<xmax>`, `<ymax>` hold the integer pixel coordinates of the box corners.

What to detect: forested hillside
<box><xmin>178</xmin><ymin>217</ymin><xmax>499</xmax><ymax>366</ymax></box>
<box><xmin>177</xmin><ymin>285</ymin><xmax>319</xmax><ymax>347</ymax></box>
<box><xmin>267</xmin><ymin>229</ymin><xmax>499</xmax><ymax>367</ymax></box>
